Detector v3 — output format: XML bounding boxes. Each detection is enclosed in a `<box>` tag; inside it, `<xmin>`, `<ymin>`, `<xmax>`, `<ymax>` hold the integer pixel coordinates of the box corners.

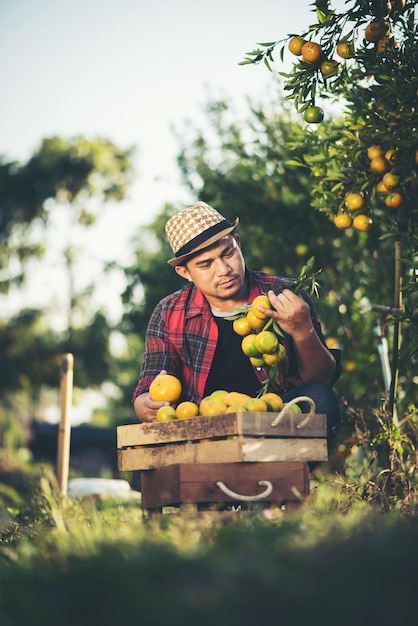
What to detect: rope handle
<box><xmin>270</xmin><ymin>396</ymin><xmax>316</xmax><ymax>429</ymax></box>
<box><xmin>216</xmin><ymin>480</ymin><xmax>273</xmax><ymax>501</ymax></box>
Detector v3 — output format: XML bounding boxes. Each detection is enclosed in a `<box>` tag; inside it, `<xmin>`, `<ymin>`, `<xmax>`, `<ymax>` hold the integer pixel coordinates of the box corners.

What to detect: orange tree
<box><xmin>241</xmin><ymin>0</ymin><xmax>417</xmax><ymax>497</ymax></box>
<box><xmin>241</xmin><ymin>1</ymin><xmax>417</xmax><ymax>402</ymax></box>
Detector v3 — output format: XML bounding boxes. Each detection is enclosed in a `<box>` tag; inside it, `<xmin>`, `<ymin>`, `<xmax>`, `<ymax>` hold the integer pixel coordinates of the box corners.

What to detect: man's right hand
<box><xmin>133</xmin><ymin>370</ymin><xmax>170</xmax><ymax>422</ymax></box>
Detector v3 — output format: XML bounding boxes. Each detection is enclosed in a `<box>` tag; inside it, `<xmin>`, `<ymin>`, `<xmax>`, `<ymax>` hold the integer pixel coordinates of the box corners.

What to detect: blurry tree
<box><xmin>240</xmin><ymin>0</ymin><xmax>417</xmax><ymax>423</ymax></box>
<box><xmin>0</xmin><ymin>137</ymin><xmax>135</xmax><ymax>440</ymax></box>
<box><xmin>1</xmin><ymin>136</ymin><xmax>135</xmax><ymax>335</ymax></box>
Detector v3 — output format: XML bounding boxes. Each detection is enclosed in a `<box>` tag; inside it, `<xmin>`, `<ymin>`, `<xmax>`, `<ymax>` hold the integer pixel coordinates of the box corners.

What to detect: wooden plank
<box><xmin>141</xmin><ymin>462</ymin><xmax>310</xmax><ymax>508</ymax></box>
<box><xmin>241</xmin><ymin>412</ymin><xmax>326</xmax><ymax>438</ymax></box>
<box><xmin>117</xmin><ymin>412</ymin><xmax>326</xmax><ymax>448</ymax></box>
<box><xmin>117</xmin><ymin>436</ymin><xmax>327</xmax><ymax>471</ymax></box>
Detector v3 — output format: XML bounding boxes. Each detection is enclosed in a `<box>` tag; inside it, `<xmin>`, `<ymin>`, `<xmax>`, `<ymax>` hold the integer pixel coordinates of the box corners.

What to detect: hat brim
<box><xmin>168</xmin><ymin>218</ymin><xmax>239</xmax><ymax>266</ymax></box>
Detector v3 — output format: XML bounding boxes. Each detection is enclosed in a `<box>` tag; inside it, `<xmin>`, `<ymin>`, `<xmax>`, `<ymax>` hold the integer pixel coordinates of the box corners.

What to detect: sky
<box><xmin>2</xmin><ymin>0</ymin><xmax>342</xmax><ymax>324</ymax></box>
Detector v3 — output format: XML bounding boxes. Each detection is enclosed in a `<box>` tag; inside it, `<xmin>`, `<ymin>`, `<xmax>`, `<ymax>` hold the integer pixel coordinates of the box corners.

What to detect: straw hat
<box><xmin>166</xmin><ymin>202</ymin><xmax>239</xmax><ymax>266</ymax></box>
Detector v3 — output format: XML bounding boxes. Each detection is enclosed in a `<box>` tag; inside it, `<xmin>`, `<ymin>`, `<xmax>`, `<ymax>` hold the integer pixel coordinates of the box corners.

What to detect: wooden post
<box><xmin>56</xmin><ymin>353</ymin><xmax>74</xmax><ymax>496</ymax></box>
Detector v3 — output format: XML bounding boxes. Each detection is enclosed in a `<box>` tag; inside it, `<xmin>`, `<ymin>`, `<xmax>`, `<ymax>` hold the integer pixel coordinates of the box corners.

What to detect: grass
<box><xmin>0</xmin><ymin>451</ymin><xmax>417</xmax><ymax>626</ymax></box>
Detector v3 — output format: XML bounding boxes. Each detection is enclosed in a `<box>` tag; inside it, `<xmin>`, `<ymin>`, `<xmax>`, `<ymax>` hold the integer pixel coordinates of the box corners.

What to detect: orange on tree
<box><xmin>382</xmin><ymin>171</ymin><xmax>400</xmax><ymax>190</ymax></box>
<box><xmin>233</xmin><ymin>316</ymin><xmax>252</xmax><ymax>336</ymax></box>
<box><xmin>304</xmin><ymin>106</ymin><xmax>324</xmax><ymax>124</ymax></box>
<box><xmin>251</xmin><ymin>294</ymin><xmax>272</xmax><ymax>319</ymax></box>
<box><xmin>353</xmin><ymin>214</ymin><xmax>373</xmax><ymax>232</ymax></box>
<box><xmin>320</xmin><ymin>59</ymin><xmax>339</xmax><ymax>77</ymax></box>
<box><xmin>295</xmin><ymin>243</ymin><xmax>308</xmax><ymax>257</ymax></box>
<box><xmin>370</xmin><ymin>156</ymin><xmax>389</xmax><ymax>174</ymax></box>
<box><xmin>259</xmin><ymin>392</ymin><xmax>283</xmax><ymax>411</ymax></box>
<box><xmin>376</xmin><ymin>180</ymin><xmax>389</xmax><ymax>194</ymax></box>
<box><xmin>367</xmin><ymin>145</ymin><xmax>383</xmax><ymax>160</ymax></box>
<box><xmin>345</xmin><ymin>192</ymin><xmax>365</xmax><ymax>212</ymax></box>
<box><xmin>255</xmin><ymin>330</ymin><xmax>279</xmax><ymax>354</ymax></box>
<box><xmin>288</xmin><ymin>36</ymin><xmax>306</xmax><ymax>56</ymax></box>
<box><xmin>301</xmin><ymin>41</ymin><xmax>323</xmax><ymax>64</ymax></box>
<box><xmin>149</xmin><ymin>374</ymin><xmax>182</xmax><ymax>402</ymax></box>
<box><xmin>385</xmin><ymin>149</ymin><xmax>398</xmax><ymax>165</ymax></box>
<box><xmin>384</xmin><ymin>192</ymin><xmax>403</xmax><ymax>208</ymax></box>
<box><xmin>175</xmin><ymin>401</ymin><xmax>199</xmax><ymax>419</ymax></box>
<box><xmin>336</xmin><ymin>40</ymin><xmax>354</xmax><ymax>59</ymax></box>
<box><xmin>365</xmin><ymin>19</ymin><xmax>390</xmax><ymax>43</ymax></box>
<box><xmin>334</xmin><ymin>213</ymin><xmax>353</xmax><ymax>229</ymax></box>
<box><xmin>246</xmin><ymin>309</ymin><xmax>267</xmax><ymax>330</ymax></box>
<box><xmin>156</xmin><ymin>406</ymin><xmax>177</xmax><ymax>421</ymax></box>
<box><xmin>377</xmin><ymin>36</ymin><xmax>394</xmax><ymax>53</ymax></box>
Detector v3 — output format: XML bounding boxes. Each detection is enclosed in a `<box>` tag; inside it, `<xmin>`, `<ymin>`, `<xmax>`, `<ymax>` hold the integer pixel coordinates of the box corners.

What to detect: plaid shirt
<box><xmin>133</xmin><ymin>269</ymin><xmax>339</xmax><ymax>404</ymax></box>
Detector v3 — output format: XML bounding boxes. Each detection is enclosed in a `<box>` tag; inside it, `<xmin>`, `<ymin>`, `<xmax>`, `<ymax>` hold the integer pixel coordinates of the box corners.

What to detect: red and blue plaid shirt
<box><xmin>132</xmin><ymin>269</ymin><xmax>340</xmax><ymax>404</ymax></box>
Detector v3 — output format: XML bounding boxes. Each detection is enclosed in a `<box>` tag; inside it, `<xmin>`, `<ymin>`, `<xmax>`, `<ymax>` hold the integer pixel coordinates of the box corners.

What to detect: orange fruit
<box><xmin>224</xmin><ymin>391</ymin><xmax>252</xmax><ymax>407</ymax></box>
<box><xmin>382</xmin><ymin>171</ymin><xmax>399</xmax><ymax>189</ymax></box>
<box><xmin>156</xmin><ymin>406</ymin><xmax>177</xmax><ymax>421</ymax></box>
<box><xmin>367</xmin><ymin>145</ymin><xmax>383</xmax><ymax>160</ymax></box>
<box><xmin>199</xmin><ymin>399</ymin><xmax>227</xmax><ymax>415</ymax></box>
<box><xmin>365</xmin><ymin>19</ymin><xmax>389</xmax><ymax>43</ymax></box>
<box><xmin>262</xmin><ymin>353</ymin><xmax>279</xmax><ymax>366</ymax></box>
<box><xmin>255</xmin><ymin>330</ymin><xmax>279</xmax><ymax>355</ymax></box>
<box><xmin>245</xmin><ymin>398</ymin><xmax>268</xmax><ymax>412</ymax></box>
<box><xmin>304</xmin><ymin>106</ymin><xmax>324</xmax><ymax>124</ymax></box>
<box><xmin>233</xmin><ymin>316</ymin><xmax>252</xmax><ymax>336</ymax></box>
<box><xmin>385</xmin><ymin>149</ymin><xmax>398</xmax><ymax>165</ymax></box>
<box><xmin>376</xmin><ymin>180</ymin><xmax>389</xmax><ymax>194</ymax></box>
<box><xmin>224</xmin><ymin>404</ymin><xmax>246</xmax><ymax>413</ymax></box>
<box><xmin>295</xmin><ymin>243</ymin><xmax>308</xmax><ymax>256</ymax></box>
<box><xmin>325</xmin><ymin>337</ymin><xmax>338</xmax><ymax>348</ymax></box>
<box><xmin>210</xmin><ymin>389</ymin><xmax>229</xmax><ymax>402</ymax></box>
<box><xmin>250</xmin><ymin>356</ymin><xmax>266</xmax><ymax>367</ymax></box>
<box><xmin>260</xmin><ymin>392</ymin><xmax>283</xmax><ymax>411</ymax></box>
<box><xmin>384</xmin><ymin>192</ymin><xmax>403</xmax><ymax>208</ymax></box>
<box><xmin>345</xmin><ymin>360</ymin><xmax>357</xmax><ymax>373</ymax></box>
<box><xmin>283</xmin><ymin>403</ymin><xmax>302</xmax><ymax>415</ymax></box>
<box><xmin>377</xmin><ymin>36</ymin><xmax>393</xmax><ymax>53</ymax></box>
<box><xmin>353</xmin><ymin>214</ymin><xmax>373</xmax><ymax>232</ymax></box>
<box><xmin>288</xmin><ymin>36</ymin><xmax>306</xmax><ymax>56</ymax></box>
<box><xmin>176</xmin><ymin>401</ymin><xmax>199</xmax><ymax>419</ymax></box>
<box><xmin>345</xmin><ymin>192</ymin><xmax>365</xmax><ymax>212</ymax></box>
<box><xmin>320</xmin><ymin>59</ymin><xmax>339</xmax><ymax>77</ymax></box>
<box><xmin>276</xmin><ymin>344</ymin><xmax>287</xmax><ymax>362</ymax></box>
<box><xmin>149</xmin><ymin>374</ymin><xmax>182</xmax><ymax>402</ymax></box>
<box><xmin>336</xmin><ymin>41</ymin><xmax>354</xmax><ymax>59</ymax></box>
<box><xmin>370</xmin><ymin>156</ymin><xmax>389</xmax><ymax>174</ymax></box>
<box><xmin>246</xmin><ymin>309</ymin><xmax>267</xmax><ymax>330</ymax></box>
<box><xmin>251</xmin><ymin>294</ymin><xmax>272</xmax><ymax>319</ymax></box>
<box><xmin>241</xmin><ymin>334</ymin><xmax>262</xmax><ymax>358</ymax></box>
<box><xmin>334</xmin><ymin>213</ymin><xmax>353</xmax><ymax>229</ymax></box>
<box><xmin>301</xmin><ymin>41</ymin><xmax>322</xmax><ymax>64</ymax></box>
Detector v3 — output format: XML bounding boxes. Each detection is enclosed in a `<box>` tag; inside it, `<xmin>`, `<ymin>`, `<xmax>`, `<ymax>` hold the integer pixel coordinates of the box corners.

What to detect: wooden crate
<box><xmin>117</xmin><ymin>411</ymin><xmax>327</xmax><ymax>472</ymax></box>
<box><xmin>140</xmin><ymin>461</ymin><xmax>309</xmax><ymax>509</ymax></box>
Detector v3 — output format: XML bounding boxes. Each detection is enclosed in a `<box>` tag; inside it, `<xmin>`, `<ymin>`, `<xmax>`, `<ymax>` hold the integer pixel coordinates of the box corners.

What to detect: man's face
<box><xmin>175</xmin><ymin>235</ymin><xmax>247</xmax><ymax>308</ymax></box>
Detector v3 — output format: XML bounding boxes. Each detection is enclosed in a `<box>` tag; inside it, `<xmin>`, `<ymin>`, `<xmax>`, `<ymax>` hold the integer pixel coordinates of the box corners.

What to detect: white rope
<box><xmin>216</xmin><ymin>480</ymin><xmax>273</xmax><ymax>501</ymax></box>
<box><xmin>270</xmin><ymin>396</ymin><xmax>316</xmax><ymax>429</ymax></box>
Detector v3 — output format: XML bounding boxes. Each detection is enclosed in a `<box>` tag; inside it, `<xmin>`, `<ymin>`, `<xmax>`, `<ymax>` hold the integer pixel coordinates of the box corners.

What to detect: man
<box><xmin>133</xmin><ymin>201</ymin><xmax>341</xmax><ymax>441</ymax></box>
